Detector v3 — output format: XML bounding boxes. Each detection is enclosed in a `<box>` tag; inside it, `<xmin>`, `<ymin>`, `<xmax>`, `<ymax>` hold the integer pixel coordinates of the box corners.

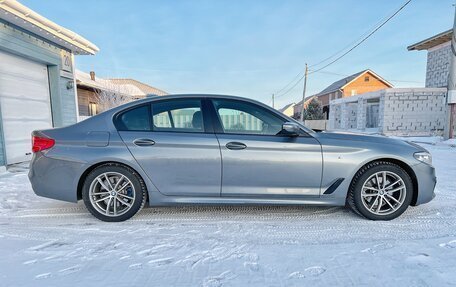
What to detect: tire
<box><xmin>347</xmin><ymin>161</ymin><xmax>413</xmax><ymax>220</ymax></box>
<box><xmin>82</xmin><ymin>163</ymin><xmax>147</xmax><ymax>222</ymax></box>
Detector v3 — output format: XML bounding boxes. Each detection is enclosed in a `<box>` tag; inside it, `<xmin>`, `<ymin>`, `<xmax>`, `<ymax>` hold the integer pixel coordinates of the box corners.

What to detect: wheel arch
<box><xmin>77</xmin><ymin>161</ymin><xmax>148</xmax><ymax>201</ymax></box>
<box><xmin>348</xmin><ymin>158</ymin><xmax>419</xmax><ymax>206</ymax></box>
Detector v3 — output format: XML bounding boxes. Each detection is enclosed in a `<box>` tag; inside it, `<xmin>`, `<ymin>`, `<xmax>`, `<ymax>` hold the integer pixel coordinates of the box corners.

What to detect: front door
<box><xmin>118</xmin><ymin>98</ymin><xmax>221</xmax><ymax>197</ymax></box>
<box><xmin>210</xmin><ymin>99</ymin><xmax>323</xmax><ymax>197</ymax></box>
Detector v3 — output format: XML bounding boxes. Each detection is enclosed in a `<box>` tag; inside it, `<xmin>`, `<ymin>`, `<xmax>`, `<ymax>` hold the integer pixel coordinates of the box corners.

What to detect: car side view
<box><xmin>28</xmin><ymin>94</ymin><xmax>436</xmax><ymax>222</ymax></box>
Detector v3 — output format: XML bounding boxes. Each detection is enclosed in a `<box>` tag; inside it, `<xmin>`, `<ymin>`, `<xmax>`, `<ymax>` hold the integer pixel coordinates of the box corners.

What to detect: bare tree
<box><xmin>94</xmin><ymin>81</ymin><xmax>138</xmax><ymax>112</ymax></box>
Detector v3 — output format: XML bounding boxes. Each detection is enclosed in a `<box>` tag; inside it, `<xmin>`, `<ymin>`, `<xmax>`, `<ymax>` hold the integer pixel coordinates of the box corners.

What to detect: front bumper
<box><xmin>411</xmin><ymin>162</ymin><xmax>436</xmax><ymax>205</ymax></box>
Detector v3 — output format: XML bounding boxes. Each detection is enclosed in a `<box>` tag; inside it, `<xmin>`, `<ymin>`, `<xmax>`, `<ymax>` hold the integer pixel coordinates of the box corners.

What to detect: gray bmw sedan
<box><xmin>29</xmin><ymin>95</ymin><xmax>436</xmax><ymax>222</ymax></box>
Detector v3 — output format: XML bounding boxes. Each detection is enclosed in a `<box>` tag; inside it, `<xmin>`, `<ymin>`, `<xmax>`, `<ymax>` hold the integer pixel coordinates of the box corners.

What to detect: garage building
<box><xmin>0</xmin><ymin>0</ymin><xmax>98</xmax><ymax>168</ymax></box>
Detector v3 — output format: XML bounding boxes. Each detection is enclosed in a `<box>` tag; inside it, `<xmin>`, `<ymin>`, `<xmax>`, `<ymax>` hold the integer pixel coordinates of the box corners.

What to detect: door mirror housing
<box><xmin>281</xmin><ymin>122</ymin><xmax>300</xmax><ymax>137</ymax></box>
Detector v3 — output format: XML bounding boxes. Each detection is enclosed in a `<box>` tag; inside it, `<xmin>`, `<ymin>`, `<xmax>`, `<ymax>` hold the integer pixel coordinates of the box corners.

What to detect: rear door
<box><xmin>209</xmin><ymin>98</ymin><xmax>323</xmax><ymax>197</ymax></box>
<box><xmin>117</xmin><ymin>98</ymin><xmax>221</xmax><ymax>197</ymax></box>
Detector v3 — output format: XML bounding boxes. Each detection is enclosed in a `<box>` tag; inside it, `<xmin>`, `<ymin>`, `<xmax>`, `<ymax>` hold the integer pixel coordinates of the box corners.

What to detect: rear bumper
<box><xmin>411</xmin><ymin>162</ymin><xmax>436</xmax><ymax>205</ymax></box>
<box><xmin>28</xmin><ymin>153</ymin><xmax>84</xmax><ymax>203</ymax></box>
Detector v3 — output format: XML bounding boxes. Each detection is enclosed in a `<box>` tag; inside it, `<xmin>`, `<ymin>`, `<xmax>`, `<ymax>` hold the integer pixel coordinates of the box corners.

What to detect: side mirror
<box><xmin>281</xmin><ymin>122</ymin><xmax>300</xmax><ymax>137</ymax></box>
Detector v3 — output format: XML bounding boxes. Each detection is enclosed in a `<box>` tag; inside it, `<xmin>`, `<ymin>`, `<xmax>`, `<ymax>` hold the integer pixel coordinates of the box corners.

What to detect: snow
<box><xmin>0</xmin><ymin>137</ymin><xmax>455</xmax><ymax>286</ymax></box>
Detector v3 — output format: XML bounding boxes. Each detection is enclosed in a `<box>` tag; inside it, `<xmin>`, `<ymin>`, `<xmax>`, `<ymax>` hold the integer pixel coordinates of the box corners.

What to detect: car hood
<box><xmin>313</xmin><ymin>131</ymin><xmax>427</xmax><ymax>151</ymax></box>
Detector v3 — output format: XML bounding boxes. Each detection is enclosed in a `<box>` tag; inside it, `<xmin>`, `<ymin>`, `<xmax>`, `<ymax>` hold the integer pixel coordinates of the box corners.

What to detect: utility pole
<box><xmin>300</xmin><ymin>63</ymin><xmax>309</xmax><ymax>122</ymax></box>
<box><xmin>447</xmin><ymin>4</ymin><xmax>456</xmax><ymax>139</ymax></box>
<box><xmin>272</xmin><ymin>94</ymin><xmax>275</xmax><ymax>109</ymax></box>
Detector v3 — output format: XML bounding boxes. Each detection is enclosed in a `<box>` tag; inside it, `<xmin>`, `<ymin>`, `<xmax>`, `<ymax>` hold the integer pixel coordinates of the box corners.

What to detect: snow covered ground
<box><xmin>0</xmin><ymin>137</ymin><xmax>455</xmax><ymax>287</ymax></box>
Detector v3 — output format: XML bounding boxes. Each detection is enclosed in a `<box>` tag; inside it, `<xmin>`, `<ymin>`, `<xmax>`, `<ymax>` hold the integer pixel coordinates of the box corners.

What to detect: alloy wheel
<box><xmin>88</xmin><ymin>172</ymin><xmax>136</xmax><ymax>217</ymax></box>
<box><xmin>360</xmin><ymin>171</ymin><xmax>407</xmax><ymax>216</ymax></box>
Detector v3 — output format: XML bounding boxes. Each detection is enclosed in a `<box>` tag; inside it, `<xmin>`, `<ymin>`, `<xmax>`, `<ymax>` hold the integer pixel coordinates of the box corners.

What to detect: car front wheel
<box><xmin>347</xmin><ymin>161</ymin><xmax>413</xmax><ymax>220</ymax></box>
<box><xmin>82</xmin><ymin>163</ymin><xmax>147</xmax><ymax>222</ymax></box>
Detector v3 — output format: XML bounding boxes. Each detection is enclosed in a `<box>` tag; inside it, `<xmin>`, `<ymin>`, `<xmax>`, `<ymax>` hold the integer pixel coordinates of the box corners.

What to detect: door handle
<box><xmin>133</xmin><ymin>138</ymin><xmax>155</xmax><ymax>147</ymax></box>
<box><xmin>226</xmin><ymin>142</ymin><xmax>247</xmax><ymax>150</ymax></box>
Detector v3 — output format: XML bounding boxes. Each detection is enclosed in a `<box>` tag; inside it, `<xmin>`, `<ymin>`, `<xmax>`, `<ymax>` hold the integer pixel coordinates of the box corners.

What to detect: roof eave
<box><xmin>407</xmin><ymin>29</ymin><xmax>452</xmax><ymax>51</ymax></box>
<box><xmin>0</xmin><ymin>0</ymin><xmax>99</xmax><ymax>55</ymax></box>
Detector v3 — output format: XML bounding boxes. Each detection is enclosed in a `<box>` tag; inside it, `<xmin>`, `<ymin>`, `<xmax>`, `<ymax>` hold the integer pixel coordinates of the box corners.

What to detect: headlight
<box><xmin>414</xmin><ymin>152</ymin><xmax>432</xmax><ymax>165</ymax></box>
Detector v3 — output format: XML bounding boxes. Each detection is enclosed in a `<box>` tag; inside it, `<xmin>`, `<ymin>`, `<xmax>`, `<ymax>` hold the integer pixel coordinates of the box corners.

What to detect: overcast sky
<box><xmin>21</xmin><ymin>0</ymin><xmax>455</xmax><ymax>108</ymax></box>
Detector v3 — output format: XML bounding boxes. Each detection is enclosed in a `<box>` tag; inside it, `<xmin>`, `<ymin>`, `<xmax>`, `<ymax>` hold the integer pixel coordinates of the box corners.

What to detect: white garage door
<box><xmin>0</xmin><ymin>50</ymin><xmax>53</xmax><ymax>164</ymax></box>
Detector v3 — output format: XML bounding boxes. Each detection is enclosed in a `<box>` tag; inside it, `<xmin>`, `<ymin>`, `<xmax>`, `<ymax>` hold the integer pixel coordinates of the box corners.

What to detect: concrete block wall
<box><xmin>382</xmin><ymin>90</ymin><xmax>447</xmax><ymax>136</ymax></box>
<box><xmin>329</xmin><ymin>88</ymin><xmax>447</xmax><ymax>136</ymax></box>
<box><xmin>378</xmin><ymin>96</ymin><xmax>385</xmax><ymax>131</ymax></box>
<box><xmin>356</xmin><ymin>99</ymin><xmax>367</xmax><ymax>129</ymax></box>
<box><xmin>426</xmin><ymin>43</ymin><xmax>451</xmax><ymax>88</ymax></box>
<box><xmin>347</xmin><ymin>103</ymin><xmax>358</xmax><ymax>129</ymax></box>
<box><xmin>328</xmin><ymin>104</ymin><xmax>341</xmax><ymax>129</ymax></box>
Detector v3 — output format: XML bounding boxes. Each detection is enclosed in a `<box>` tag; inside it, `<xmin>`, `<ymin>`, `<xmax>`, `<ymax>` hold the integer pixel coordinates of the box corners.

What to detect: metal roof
<box><xmin>76</xmin><ymin>70</ymin><xmax>168</xmax><ymax>98</ymax></box>
<box><xmin>76</xmin><ymin>70</ymin><xmax>144</xmax><ymax>96</ymax></box>
<box><xmin>315</xmin><ymin>70</ymin><xmax>366</xmax><ymax>97</ymax></box>
<box><xmin>407</xmin><ymin>29</ymin><xmax>452</xmax><ymax>51</ymax></box>
<box><xmin>108</xmin><ymin>79</ymin><xmax>168</xmax><ymax>96</ymax></box>
<box><xmin>0</xmin><ymin>0</ymin><xmax>99</xmax><ymax>55</ymax></box>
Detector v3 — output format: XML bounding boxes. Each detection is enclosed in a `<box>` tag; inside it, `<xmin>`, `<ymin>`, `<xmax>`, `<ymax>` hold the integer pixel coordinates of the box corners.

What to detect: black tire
<box><xmin>82</xmin><ymin>163</ymin><xmax>147</xmax><ymax>222</ymax></box>
<box><xmin>347</xmin><ymin>161</ymin><xmax>413</xmax><ymax>220</ymax></box>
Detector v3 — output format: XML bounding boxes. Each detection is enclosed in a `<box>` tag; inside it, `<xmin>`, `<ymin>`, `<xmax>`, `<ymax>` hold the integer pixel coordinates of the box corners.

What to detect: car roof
<box><xmin>121</xmin><ymin>94</ymin><xmax>271</xmax><ymax>110</ymax></box>
<box><xmin>139</xmin><ymin>93</ymin><xmax>258</xmax><ymax>102</ymax></box>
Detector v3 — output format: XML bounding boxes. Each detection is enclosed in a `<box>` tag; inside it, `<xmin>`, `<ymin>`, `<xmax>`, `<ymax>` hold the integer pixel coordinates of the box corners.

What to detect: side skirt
<box><xmin>147</xmin><ymin>192</ymin><xmax>345</xmax><ymax>207</ymax></box>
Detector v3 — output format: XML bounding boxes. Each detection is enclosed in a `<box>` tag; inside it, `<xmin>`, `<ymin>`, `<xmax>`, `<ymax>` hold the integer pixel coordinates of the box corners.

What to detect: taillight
<box><xmin>32</xmin><ymin>136</ymin><xmax>55</xmax><ymax>153</ymax></box>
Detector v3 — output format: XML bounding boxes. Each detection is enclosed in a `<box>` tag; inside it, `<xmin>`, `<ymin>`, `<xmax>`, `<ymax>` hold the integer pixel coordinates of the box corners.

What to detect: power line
<box><xmin>274</xmin><ymin>69</ymin><xmax>306</xmax><ymax>95</ymax></box>
<box><xmin>308</xmin><ymin>0</ymin><xmax>412</xmax><ymax>76</ymax></box>
<box><xmin>273</xmin><ymin>0</ymin><xmax>412</xmax><ymax>100</ymax></box>
<box><xmin>308</xmin><ymin>2</ymin><xmax>409</xmax><ymax>69</ymax></box>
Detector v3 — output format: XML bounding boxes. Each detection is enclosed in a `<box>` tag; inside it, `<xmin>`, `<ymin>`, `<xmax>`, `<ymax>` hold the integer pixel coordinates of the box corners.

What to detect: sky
<box><xmin>20</xmin><ymin>0</ymin><xmax>455</xmax><ymax>108</ymax></box>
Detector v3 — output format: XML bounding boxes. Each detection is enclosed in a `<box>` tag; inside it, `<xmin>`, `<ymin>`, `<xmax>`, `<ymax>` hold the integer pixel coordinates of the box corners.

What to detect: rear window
<box><xmin>116</xmin><ymin>105</ymin><xmax>151</xmax><ymax>131</ymax></box>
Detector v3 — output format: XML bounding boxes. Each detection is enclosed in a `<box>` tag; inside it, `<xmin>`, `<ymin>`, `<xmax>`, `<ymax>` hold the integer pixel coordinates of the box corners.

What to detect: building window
<box><xmin>351</xmin><ymin>90</ymin><xmax>357</xmax><ymax>96</ymax></box>
<box><xmin>89</xmin><ymin>102</ymin><xmax>97</xmax><ymax>116</ymax></box>
<box><xmin>364</xmin><ymin>76</ymin><xmax>370</xmax><ymax>82</ymax></box>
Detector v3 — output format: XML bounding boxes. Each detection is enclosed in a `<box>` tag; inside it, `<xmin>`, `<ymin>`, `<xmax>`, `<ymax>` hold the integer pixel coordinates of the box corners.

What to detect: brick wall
<box><xmin>426</xmin><ymin>43</ymin><xmax>451</xmax><ymax>88</ymax></box>
<box><xmin>342</xmin><ymin>71</ymin><xmax>392</xmax><ymax>97</ymax></box>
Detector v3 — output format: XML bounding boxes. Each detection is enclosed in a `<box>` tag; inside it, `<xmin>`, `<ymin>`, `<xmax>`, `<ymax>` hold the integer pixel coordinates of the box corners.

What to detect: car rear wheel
<box><xmin>347</xmin><ymin>161</ymin><xmax>413</xmax><ymax>220</ymax></box>
<box><xmin>82</xmin><ymin>163</ymin><xmax>147</xmax><ymax>222</ymax></box>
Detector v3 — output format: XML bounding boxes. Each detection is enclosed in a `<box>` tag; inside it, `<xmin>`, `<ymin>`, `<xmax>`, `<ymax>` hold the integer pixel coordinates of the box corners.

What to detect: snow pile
<box><xmin>0</xmin><ymin>138</ymin><xmax>455</xmax><ymax>286</ymax></box>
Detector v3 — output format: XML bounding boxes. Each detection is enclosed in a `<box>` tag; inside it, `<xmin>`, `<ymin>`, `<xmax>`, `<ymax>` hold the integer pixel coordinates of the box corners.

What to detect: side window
<box><xmin>117</xmin><ymin>105</ymin><xmax>151</xmax><ymax>131</ymax></box>
<box><xmin>153</xmin><ymin>111</ymin><xmax>172</xmax><ymax>128</ymax></box>
<box><xmin>213</xmin><ymin>99</ymin><xmax>285</xmax><ymax>135</ymax></box>
<box><xmin>152</xmin><ymin>99</ymin><xmax>204</xmax><ymax>133</ymax></box>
